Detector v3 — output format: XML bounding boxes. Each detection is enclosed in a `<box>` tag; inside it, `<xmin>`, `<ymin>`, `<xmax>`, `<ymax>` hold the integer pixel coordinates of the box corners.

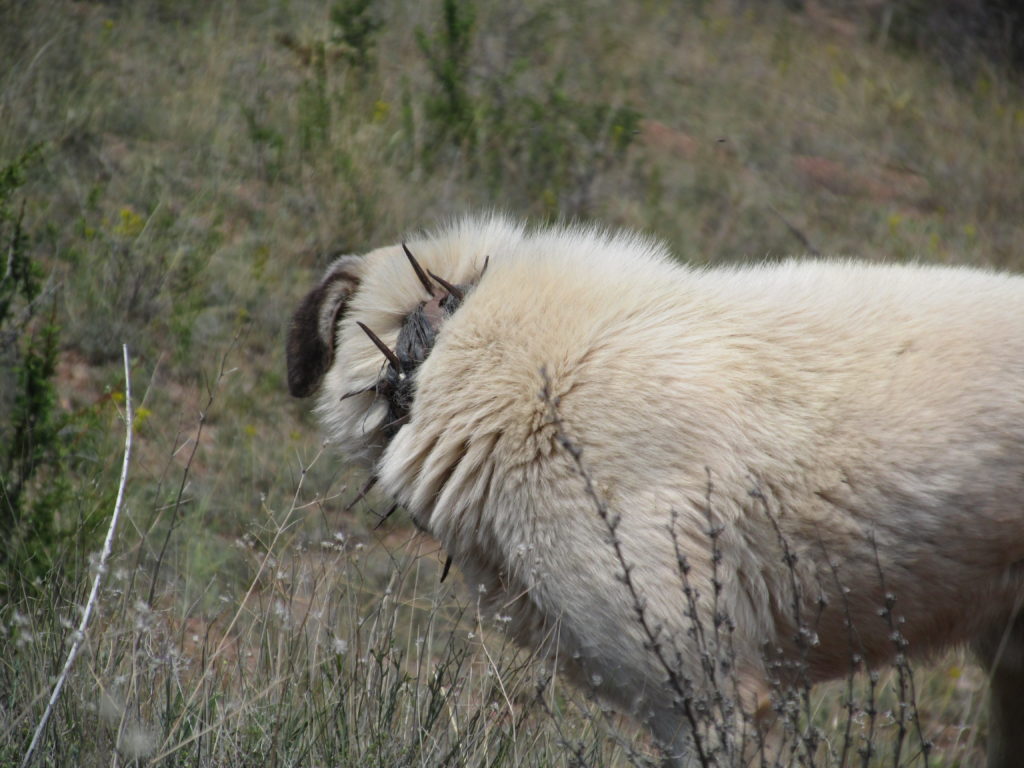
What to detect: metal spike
<box><xmin>340</xmin><ymin>383</ymin><xmax>377</xmax><ymax>401</ymax></box>
<box><xmin>426</xmin><ymin>270</ymin><xmax>464</xmax><ymax>300</ymax></box>
<box><xmin>344</xmin><ymin>474</ymin><xmax>378</xmax><ymax>512</ymax></box>
<box><xmin>440</xmin><ymin>554</ymin><xmax>453</xmax><ymax>583</ymax></box>
<box><xmin>403</xmin><ymin>243</ymin><xmax>435</xmax><ymax>295</ymax></box>
<box><xmin>356</xmin><ymin>322</ymin><xmax>402</xmax><ymax>371</ymax></box>
<box><xmin>382</xmin><ymin>413</ymin><xmax>411</xmax><ymax>432</ymax></box>
<box><xmin>374</xmin><ymin>502</ymin><xmax>399</xmax><ymax>530</ymax></box>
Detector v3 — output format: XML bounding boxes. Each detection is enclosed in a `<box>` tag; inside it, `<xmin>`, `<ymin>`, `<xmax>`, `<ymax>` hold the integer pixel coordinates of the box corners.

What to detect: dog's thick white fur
<box><xmin>288</xmin><ymin>216</ymin><xmax>1024</xmax><ymax>766</ymax></box>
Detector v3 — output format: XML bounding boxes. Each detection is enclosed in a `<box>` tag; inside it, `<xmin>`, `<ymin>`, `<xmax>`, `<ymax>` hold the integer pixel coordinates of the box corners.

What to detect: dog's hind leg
<box><xmin>975</xmin><ymin>601</ymin><xmax>1024</xmax><ymax>768</ymax></box>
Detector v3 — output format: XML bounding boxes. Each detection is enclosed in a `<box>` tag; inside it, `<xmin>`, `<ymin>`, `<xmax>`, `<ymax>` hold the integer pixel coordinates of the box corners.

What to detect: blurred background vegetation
<box><xmin>1</xmin><ymin>0</ymin><xmax>1021</xmax><ymax>765</ymax></box>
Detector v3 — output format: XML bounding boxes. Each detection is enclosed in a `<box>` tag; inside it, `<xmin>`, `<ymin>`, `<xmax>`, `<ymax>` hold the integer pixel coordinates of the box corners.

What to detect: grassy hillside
<box><xmin>1</xmin><ymin>0</ymin><xmax>1021</xmax><ymax>764</ymax></box>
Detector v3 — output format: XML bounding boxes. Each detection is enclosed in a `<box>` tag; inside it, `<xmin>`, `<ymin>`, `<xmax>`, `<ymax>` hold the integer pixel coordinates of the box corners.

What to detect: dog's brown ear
<box><xmin>287</xmin><ymin>256</ymin><xmax>363</xmax><ymax>398</ymax></box>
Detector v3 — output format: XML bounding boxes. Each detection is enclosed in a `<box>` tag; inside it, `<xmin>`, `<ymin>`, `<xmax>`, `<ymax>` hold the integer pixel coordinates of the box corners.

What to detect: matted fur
<box><xmin>288</xmin><ymin>216</ymin><xmax>1024</xmax><ymax>765</ymax></box>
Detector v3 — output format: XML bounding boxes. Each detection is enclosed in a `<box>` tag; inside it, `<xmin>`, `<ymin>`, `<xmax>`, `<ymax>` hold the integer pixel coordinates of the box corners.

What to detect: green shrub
<box><xmin>330</xmin><ymin>0</ymin><xmax>383</xmax><ymax>74</ymax></box>
<box><xmin>0</xmin><ymin>148</ymin><xmax>111</xmax><ymax>587</ymax></box>
<box><xmin>416</xmin><ymin>0</ymin><xmax>478</xmax><ymax>158</ymax></box>
<box><xmin>0</xmin><ymin>149</ymin><xmax>65</xmax><ymax>579</ymax></box>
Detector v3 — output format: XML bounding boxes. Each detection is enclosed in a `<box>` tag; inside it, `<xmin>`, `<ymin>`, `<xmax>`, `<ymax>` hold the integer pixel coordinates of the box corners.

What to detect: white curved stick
<box><xmin>21</xmin><ymin>344</ymin><xmax>133</xmax><ymax>768</ymax></box>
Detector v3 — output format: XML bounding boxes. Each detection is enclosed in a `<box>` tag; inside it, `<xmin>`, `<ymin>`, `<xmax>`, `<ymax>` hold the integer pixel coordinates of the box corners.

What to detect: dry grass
<box><xmin>1</xmin><ymin>0</ymin><xmax>1019</xmax><ymax>764</ymax></box>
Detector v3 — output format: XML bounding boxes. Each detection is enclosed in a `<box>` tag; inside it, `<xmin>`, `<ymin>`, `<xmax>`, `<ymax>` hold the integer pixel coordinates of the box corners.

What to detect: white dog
<box><xmin>288</xmin><ymin>216</ymin><xmax>1024</xmax><ymax>766</ymax></box>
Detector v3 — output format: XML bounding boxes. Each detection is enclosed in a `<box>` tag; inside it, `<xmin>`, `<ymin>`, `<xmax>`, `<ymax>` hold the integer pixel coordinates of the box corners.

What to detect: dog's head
<box><xmin>286</xmin><ymin>217</ymin><xmax>520</xmax><ymax>463</ymax></box>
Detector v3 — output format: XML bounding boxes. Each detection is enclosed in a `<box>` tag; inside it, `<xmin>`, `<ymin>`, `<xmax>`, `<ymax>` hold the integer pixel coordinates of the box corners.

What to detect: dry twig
<box><xmin>21</xmin><ymin>344</ymin><xmax>134</xmax><ymax>768</ymax></box>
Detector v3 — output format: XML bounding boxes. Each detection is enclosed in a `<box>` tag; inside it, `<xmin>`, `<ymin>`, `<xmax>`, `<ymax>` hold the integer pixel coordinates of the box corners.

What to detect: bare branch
<box><xmin>21</xmin><ymin>344</ymin><xmax>134</xmax><ymax>768</ymax></box>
